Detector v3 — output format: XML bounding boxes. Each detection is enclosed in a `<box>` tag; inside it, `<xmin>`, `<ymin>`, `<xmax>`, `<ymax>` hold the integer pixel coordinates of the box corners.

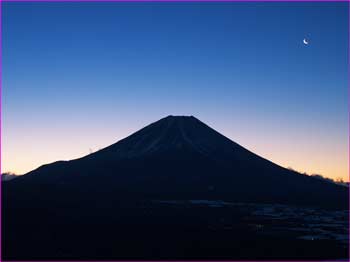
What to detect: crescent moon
<box><xmin>303</xmin><ymin>38</ymin><xmax>309</xmax><ymax>45</ymax></box>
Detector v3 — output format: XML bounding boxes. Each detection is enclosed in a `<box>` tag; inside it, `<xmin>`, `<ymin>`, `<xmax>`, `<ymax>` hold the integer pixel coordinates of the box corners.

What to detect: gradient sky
<box><xmin>2</xmin><ymin>2</ymin><xmax>349</xmax><ymax>181</ymax></box>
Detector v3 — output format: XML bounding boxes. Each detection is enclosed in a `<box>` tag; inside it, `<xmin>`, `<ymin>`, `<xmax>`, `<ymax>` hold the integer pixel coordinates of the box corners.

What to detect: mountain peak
<box><xmin>163</xmin><ymin>115</ymin><xmax>197</xmax><ymax>121</ymax></box>
<box><xmin>93</xmin><ymin>115</ymin><xmax>238</xmax><ymax>160</ymax></box>
<box><xmin>159</xmin><ymin>115</ymin><xmax>201</xmax><ymax>127</ymax></box>
<box><xmin>165</xmin><ymin>115</ymin><xmax>195</xmax><ymax>118</ymax></box>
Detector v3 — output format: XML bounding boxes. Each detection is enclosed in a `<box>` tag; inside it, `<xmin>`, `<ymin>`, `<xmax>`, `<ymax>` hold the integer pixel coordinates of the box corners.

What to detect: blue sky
<box><xmin>2</xmin><ymin>2</ymin><xmax>349</xmax><ymax>180</ymax></box>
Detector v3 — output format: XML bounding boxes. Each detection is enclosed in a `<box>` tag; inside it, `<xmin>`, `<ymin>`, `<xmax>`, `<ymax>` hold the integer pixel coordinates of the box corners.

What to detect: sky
<box><xmin>2</xmin><ymin>2</ymin><xmax>349</xmax><ymax>181</ymax></box>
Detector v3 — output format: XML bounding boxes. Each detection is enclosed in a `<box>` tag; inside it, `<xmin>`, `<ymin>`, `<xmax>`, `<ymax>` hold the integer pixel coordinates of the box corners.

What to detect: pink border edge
<box><xmin>0</xmin><ymin>0</ymin><xmax>348</xmax><ymax>262</ymax></box>
<box><xmin>1</xmin><ymin>0</ymin><xmax>350</xmax><ymax>2</ymax></box>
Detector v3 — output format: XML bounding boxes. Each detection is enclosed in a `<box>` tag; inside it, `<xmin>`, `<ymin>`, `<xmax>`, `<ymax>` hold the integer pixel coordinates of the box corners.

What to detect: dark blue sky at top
<box><xmin>2</xmin><ymin>2</ymin><xmax>349</xmax><ymax>179</ymax></box>
<box><xmin>3</xmin><ymin>2</ymin><xmax>348</xmax><ymax>119</ymax></box>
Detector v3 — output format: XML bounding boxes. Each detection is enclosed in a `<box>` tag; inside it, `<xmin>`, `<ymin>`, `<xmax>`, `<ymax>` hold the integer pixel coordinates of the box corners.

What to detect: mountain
<box><xmin>1</xmin><ymin>173</ymin><xmax>17</xmax><ymax>181</ymax></box>
<box><xmin>6</xmin><ymin>115</ymin><xmax>348</xmax><ymax>208</ymax></box>
<box><xmin>3</xmin><ymin>115</ymin><xmax>348</xmax><ymax>260</ymax></box>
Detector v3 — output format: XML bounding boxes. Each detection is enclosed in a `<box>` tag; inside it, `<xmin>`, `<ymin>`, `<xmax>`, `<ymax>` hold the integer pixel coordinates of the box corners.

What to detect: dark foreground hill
<box><xmin>3</xmin><ymin>116</ymin><xmax>349</xmax><ymax>260</ymax></box>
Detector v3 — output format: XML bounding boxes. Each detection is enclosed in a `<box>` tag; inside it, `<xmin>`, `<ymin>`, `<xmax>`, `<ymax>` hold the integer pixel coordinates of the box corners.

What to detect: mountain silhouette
<box><xmin>5</xmin><ymin>115</ymin><xmax>348</xmax><ymax>208</ymax></box>
<box><xmin>3</xmin><ymin>116</ymin><xmax>348</xmax><ymax>260</ymax></box>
